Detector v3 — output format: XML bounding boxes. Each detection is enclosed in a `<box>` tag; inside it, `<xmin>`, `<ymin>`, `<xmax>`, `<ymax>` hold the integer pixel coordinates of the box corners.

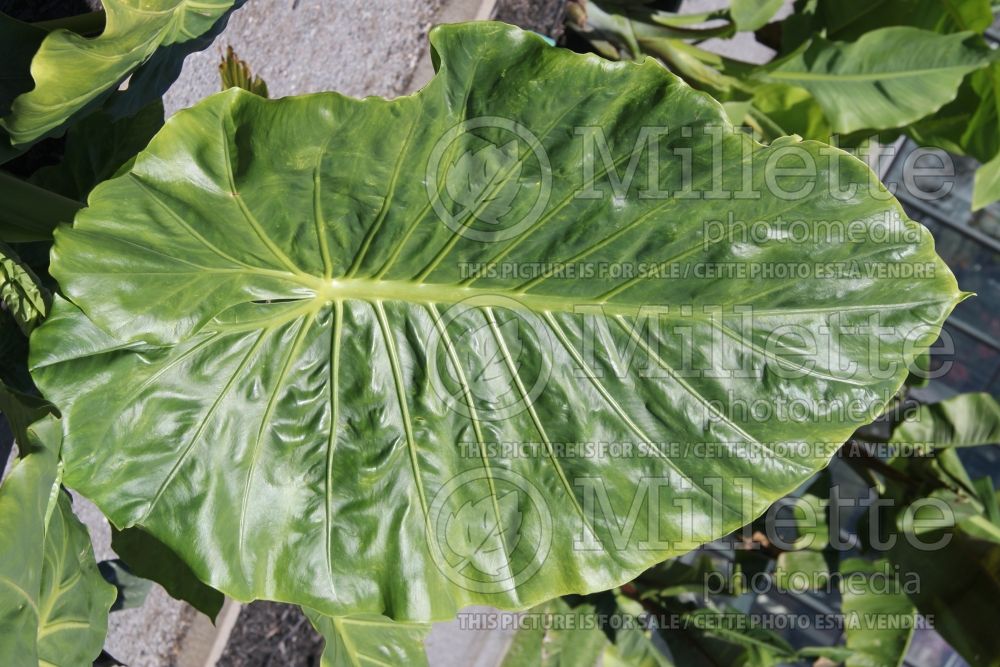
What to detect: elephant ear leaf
<box><xmin>0</xmin><ymin>417</ymin><xmax>116</xmax><ymax>667</ymax></box>
<box><xmin>305</xmin><ymin>611</ymin><xmax>430</xmax><ymax>667</ymax></box>
<box><xmin>0</xmin><ymin>0</ymin><xmax>239</xmax><ymax>146</ymax></box>
<box><xmin>763</xmin><ymin>27</ymin><xmax>994</xmax><ymax>134</ymax></box>
<box><xmin>30</xmin><ymin>22</ymin><xmax>962</xmax><ymax>621</ymax></box>
<box><xmin>840</xmin><ymin>558</ymin><xmax>916</xmax><ymax>667</ymax></box>
<box><xmin>890</xmin><ymin>392</ymin><xmax>1000</xmax><ymax>448</ymax></box>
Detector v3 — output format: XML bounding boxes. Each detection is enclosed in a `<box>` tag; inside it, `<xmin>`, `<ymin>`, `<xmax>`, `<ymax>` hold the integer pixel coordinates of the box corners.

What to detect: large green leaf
<box><xmin>102</xmin><ymin>0</ymin><xmax>245</xmax><ymax>121</ymax></box>
<box><xmin>890</xmin><ymin>392</ymin><xmax>1000</xmax><ymax>448</ymax></box>
<box><xmin>305</xmin><ymin>610</ymin><xmax>430</xmax><ymax>667</ymax></box>
<box><xmin>0</xmin><ymin>0</ymin><xmax>238</xmax><ymax>145</ymax></box>
<box><xmin>0</xmin><ymin>417</ymin><xmax>116</xmax><ymax>667</ymax></box>
<box><xmin>30</xmin><ymin>22</ymin><xmax>962</xmax><ymax>620</ymax></box>
<box><xmin>763</xmin><ymin>27</ymin><xmax>993</xmax><ymax>134</ymax></box>
<box><xmin>730</xmin><ymin>0</ymin><xmax>784</xmax><ymax>32</ymax></box>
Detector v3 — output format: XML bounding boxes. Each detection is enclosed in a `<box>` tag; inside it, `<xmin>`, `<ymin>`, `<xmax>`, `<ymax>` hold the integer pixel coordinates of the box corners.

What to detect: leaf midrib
<box><xmin>294</xmin><ymin>277</ymin><xmax>952</xmax><ymax>320</ymax></box>
<box><xmin>768</xmin><ymin>63</ymin><xmax>978</xmax><ymax>83</ymax></box>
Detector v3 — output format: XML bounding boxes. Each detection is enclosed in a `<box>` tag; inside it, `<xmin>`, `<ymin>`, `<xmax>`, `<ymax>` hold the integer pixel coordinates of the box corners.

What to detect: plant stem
<box><xmin>0</xmin><ymin>171</ymin><xmax>83</xmax><ymax>242</ymax></box>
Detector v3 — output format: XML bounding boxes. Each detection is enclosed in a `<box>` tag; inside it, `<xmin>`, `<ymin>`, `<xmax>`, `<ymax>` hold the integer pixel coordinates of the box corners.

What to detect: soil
<box><xmin>216</xmin><ymin>602</ymin><xmax>324</xmax><ymax>667</ymax></box>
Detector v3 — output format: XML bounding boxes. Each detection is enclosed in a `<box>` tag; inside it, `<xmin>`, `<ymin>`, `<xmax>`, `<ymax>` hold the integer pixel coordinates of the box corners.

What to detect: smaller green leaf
<box><xmin>305</xmin><ymin>610</ymin><xmax>430</xmax><ymax>667</ymax></box>
<box><xmin>797</xmin><ymin>645</ymin><xmax>856</xmax><ymax>662</ymax></box>
<box><xmin>0</xmin><ymin>382</ymin><xmax>53</xmax><ymax>447</ymax></box>
<box><xmin>763</xmin><ymin>27</ymin><xmax>994</xmax><ymax>134</ymax></box>
<box><xmin>0</xmin><ymin>417</ymin><xmax>116</xmax><ymax>667</ymax></box>
<box><xmin>105</xmin><ymin>2</ymin><xmax>245</xmax><ymax>120</ymax></box>
<box><xmin>0</xmin><ymin>241</ymin><xmax>48</xmax><ymax>335</ymax></box>
<box><xmin>678</xmin><ymin>607</ymin><xmax>797</xmax><ymax>666</ymax></box>
<box><xmin>890</xmin><ymin>392</ymin><xmax>1000</xmax><ymax>448</ymax></box>
<box><xmin>730</xmin><ymin>0</ymin><xmax>784</xmax><ymax>32</ymax></box>
<box><xmin>790</xmin><ymin>492</ymin><xmax>829</xmax><ymax>551</ymax></box>
<box><xmin>887</xmin><ymin>518</ymin><xmax>1000</xmax><ymax>666</ymax></box>
<box><xmin>800</xmin><ymin>0</ymin><xmax>994</xmax><ymax>41</ymax></box>
<box><xmin>0</xmin><ymin>0</ymin><xmax>240</xmax><ymax>145</ymax></box>
<box><xmin>604</xmin><ymin>595</ymin><xmax>672</xmax><ymax>667</ymax></box>
<box><xmin>973</xmin><ymin>151</ymin><xmax>1000</xmax><ymax>210</ymax></box>
<box><xmin>0</xmin><ymin>171</ymin><xmax>82</xmax><ymax>243</ymax></box>
<box><xmin>973</xmin><ymin>476</ymin><xmax>1000</xmax><ymax>526</ymax></box>
<box><xmin>98</xmin><ymin>559</ymin><xmax>153</xmax><ymax>611</ymax></box>
<box><xmin>501</xmin><ymin>598</ymin><xmax>609</xmax><ymax>667</ymax></box>
<box><xmin>111</xmin><ymin>526</ymin><xmax>224</xmax><ymax>621</ymax></box>
<box><xmin>751</xmin><ymin>83</ymin><xmax>833</xmax><ymax>141</ymax></box>
<box><xmin>775</xmin><ymin>550</ymin><xmax>829</xmax><ymax>590</ymax></box>
<box><xmin>639</xmin><ymin>554</ymin><xmax>732</xmax><ymax>599</ymax></box>
<box><xmin>721</xmin><ymin>100</ymin><xmax>752</xmax><ymax>125</ymax></box>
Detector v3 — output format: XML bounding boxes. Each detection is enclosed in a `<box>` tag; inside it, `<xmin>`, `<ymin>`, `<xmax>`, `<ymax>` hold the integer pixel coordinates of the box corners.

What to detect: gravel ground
<box><xmin>162</xmin><ymin>0</ymin><xmax>446</xmax><ymax>116</ymax></box>
<box><xmin>72</xmin><ymin>496</ymin><xmax>199</xmax><ymax>667</ymax></box>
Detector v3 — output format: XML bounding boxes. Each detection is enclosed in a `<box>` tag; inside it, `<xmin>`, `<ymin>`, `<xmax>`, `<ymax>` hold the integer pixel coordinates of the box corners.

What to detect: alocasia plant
<box><xmin>0</xmin><ymin>3</ymin><xmax>992</xmax><ymax>662</ymax></box>
<box><xmin>0</xmin><ymin>0</ymin><xmax>239</xmax><ymax>147</ymax></box>
<box><xmin>0</xmin><ymin>417</ymin><xmax>116</xmax><ymax>667</ymax></box>
<box><xmin>567</xmin><ymin>0</ymin><xmax>1000</xmax><ymax>208</ymax></box>
<box><xmin>759</xmin><ymin>27</ymin><xmax>992</xmax><ymax>134</ymax></box>
<box><xmin>25</xmin><ymin>19</ymin><xmax>961</xmax><ymax>631</ymax></box>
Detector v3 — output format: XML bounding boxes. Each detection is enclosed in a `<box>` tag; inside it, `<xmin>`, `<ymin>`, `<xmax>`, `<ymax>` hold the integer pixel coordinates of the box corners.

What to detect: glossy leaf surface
<box><xmin>0</xmin><ymin>0</ymin><xmax>237</xmax><ymax>145</ymax></box>
<box><xmin>31</xmin><ymin>22</ymin><xmax>961</xmax><ymax>620</ymax></box>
